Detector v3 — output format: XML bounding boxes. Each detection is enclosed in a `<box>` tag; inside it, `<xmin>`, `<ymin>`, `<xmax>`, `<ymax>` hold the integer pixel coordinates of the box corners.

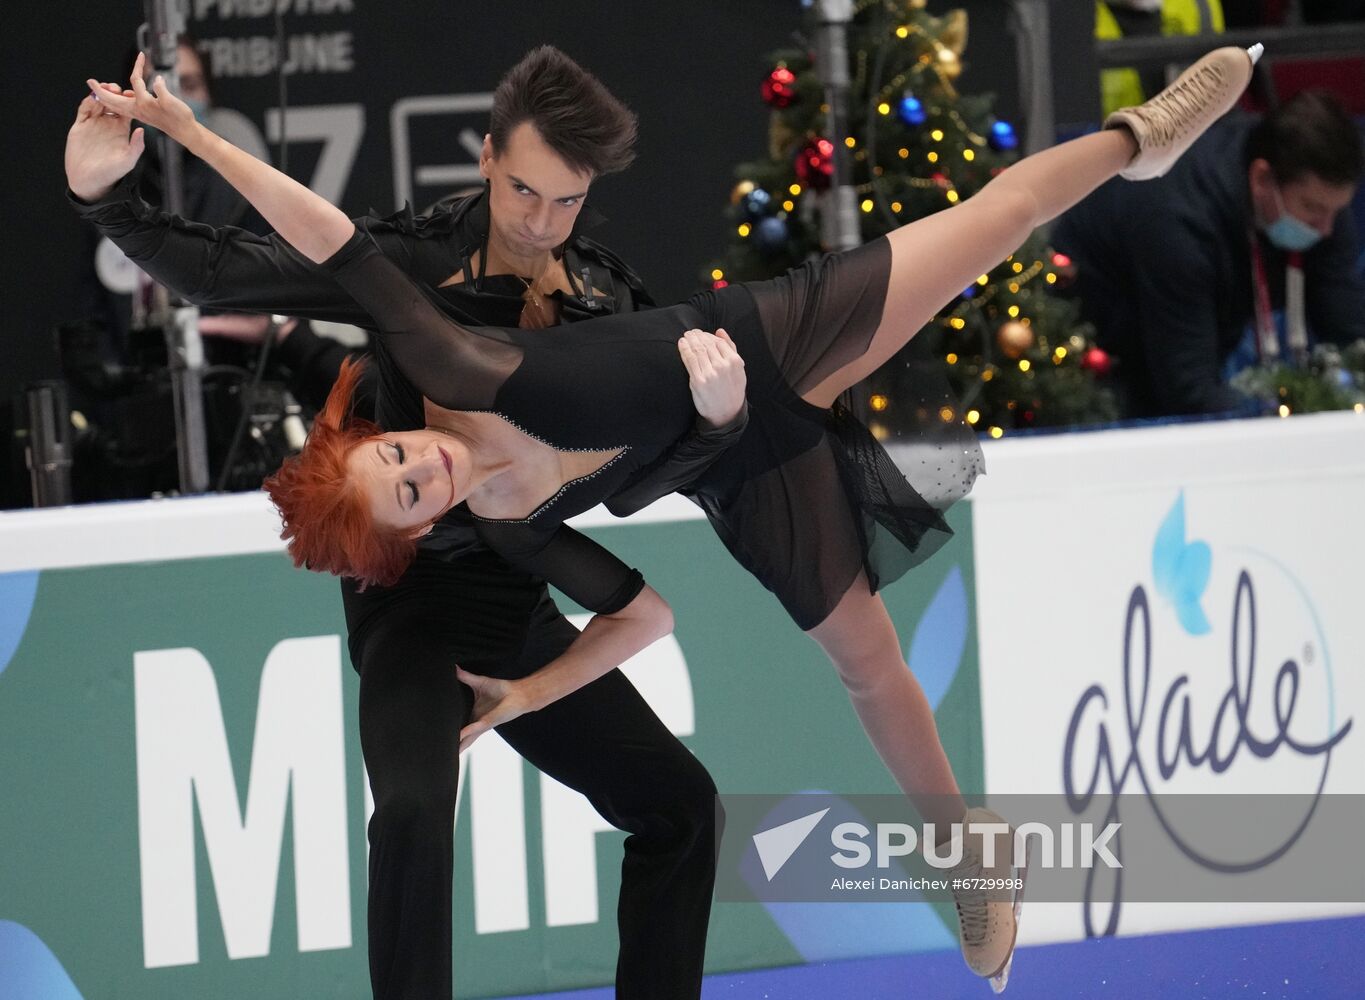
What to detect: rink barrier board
<box><xmin>1</xmin><ymin>411</ymin><xmax>1362</xmax><ymax>997</ymax></box>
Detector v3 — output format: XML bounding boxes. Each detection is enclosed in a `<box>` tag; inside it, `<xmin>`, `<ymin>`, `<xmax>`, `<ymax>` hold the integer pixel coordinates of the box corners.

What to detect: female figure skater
<box><xmin>88</xmin><ymin>43</ymin><xmax>1258</xmax><ymax>991</ymax></box>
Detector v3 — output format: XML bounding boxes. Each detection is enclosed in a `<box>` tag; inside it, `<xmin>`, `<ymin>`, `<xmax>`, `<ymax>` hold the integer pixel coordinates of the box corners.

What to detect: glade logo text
<box><xmin>1063</xmin><ymin>491</ymin><xmax>1353</xmax><ymax>936</ymax></box>
<box><xmin>753</xmin><ymin>808</ymin><xmax>1120</xmax><ymax>882</ymax></box>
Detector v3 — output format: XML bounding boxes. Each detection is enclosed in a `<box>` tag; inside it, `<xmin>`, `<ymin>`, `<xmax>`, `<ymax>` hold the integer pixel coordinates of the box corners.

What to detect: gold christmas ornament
<box><xmin>769</xmin><ymin>115</ymin><xmax>800</xmax><ymax>162</ymax></box>
<box><xmin>996</xmin><ymin>320</ymin><xmax>1034</xmax><ymax>359</ymax></box>
<box><xmin>731</xmin><ymin>180</ymin><xmax>756</xmax><ymax>205</ymax></box>
<box><xmin>937</xmin><ymin>47</ymin><xmax>962</xmax><ymax>80</ymax></box>
<box><xmin>939</xmin><ymin>10</ymin><xmax>968</xmax><ymax>56</ymax></box>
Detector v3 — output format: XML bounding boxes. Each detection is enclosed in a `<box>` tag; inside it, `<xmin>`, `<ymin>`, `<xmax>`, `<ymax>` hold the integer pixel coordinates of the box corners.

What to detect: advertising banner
<box><xmin>0</xmin><ymin>494</ymin><xmax>981</xmax><ymax>998</ymax></box>
<box><xmin>971</xmin><ymin>412</ymin><xmax>1365</xmax><ymax>943</ymax></box>
<box><xmin>5</xmin><ymin>412</ymin><xmax>1362</xmax><ymax>997</ymax></box>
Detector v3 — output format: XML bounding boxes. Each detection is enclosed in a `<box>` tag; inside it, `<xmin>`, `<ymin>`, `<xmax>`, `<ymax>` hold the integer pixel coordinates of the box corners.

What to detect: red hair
<box><xmin>263</xmin><ymin>357</ymin><xmax>418</xmax><ymax>588</ymax></box>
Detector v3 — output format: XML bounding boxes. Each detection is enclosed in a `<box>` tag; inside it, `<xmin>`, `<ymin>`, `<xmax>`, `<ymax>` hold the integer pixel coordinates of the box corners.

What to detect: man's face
<box><xmin>479</xmin><ymin>121</ymin><xmax>593</xmax><ymax>262</ymax></box>
<box><xmin>1249</xmin><ymin>158</ymin><xmax>1356</xmax><ymax>237</ymax></box>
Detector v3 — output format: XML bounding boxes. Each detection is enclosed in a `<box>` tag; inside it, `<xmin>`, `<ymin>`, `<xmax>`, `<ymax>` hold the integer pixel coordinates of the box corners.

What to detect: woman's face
<box><xmin>345</xmin><ymin>429</ymin><xmax>467</xmax><ymax>534</ymax></box>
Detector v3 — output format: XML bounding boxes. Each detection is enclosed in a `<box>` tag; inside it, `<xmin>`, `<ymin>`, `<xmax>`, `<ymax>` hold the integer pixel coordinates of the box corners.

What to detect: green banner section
<box><xmin>0</xmin><ymin>509</ymin><xmax>978</xmax><ymax>998</ymax></box>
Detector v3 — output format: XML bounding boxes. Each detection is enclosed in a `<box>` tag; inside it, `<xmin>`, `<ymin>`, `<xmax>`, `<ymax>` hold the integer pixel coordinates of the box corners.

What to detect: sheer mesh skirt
<box><xmin>687</xmin><ymin>236</ymin><xmax>984</xmax><ymax>630</ymax></box>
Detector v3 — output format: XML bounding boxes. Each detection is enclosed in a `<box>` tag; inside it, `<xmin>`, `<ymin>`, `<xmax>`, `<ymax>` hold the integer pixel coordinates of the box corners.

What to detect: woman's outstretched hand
<box><xmin>678</xmin><ymin>327</ymin><xmax>747</xmax><ymax>430</ymax></box>
<box><xmin>87</xmin><ymin>52</ymin><xmax>200</xmax><ymax>149</ymax></box>
<box><xmin>456</xmin><ymin>666</ymin><xmax>533</xmax><ymax>753</ymax></box>
<box><xmin>66</xmin><ymin>84</ymin><xmax>146</xmax><ymax>202</ymax></box>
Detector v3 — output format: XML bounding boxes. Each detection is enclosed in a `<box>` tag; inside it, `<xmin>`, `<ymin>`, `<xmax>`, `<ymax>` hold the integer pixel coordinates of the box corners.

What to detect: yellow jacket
<box><xmin>1098</xmin><ymin>0</ymin><xmax>1225</xmax><ymax>114</ymax></box>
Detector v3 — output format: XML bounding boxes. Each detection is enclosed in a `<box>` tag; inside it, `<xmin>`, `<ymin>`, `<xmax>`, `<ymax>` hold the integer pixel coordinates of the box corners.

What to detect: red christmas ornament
<box><xmin>794</xmin><ymin>137</ymin><xmax>836</xmax><ymax>192</ymax></box>
<box><xmin>1081</xmin><ymin>346</ymin><xmax>1113</xmax><ymax>376</ymax></box>
<box><xmin>762</xmin><ymin>66</ymin><xmax>798</xmax><ymax>108</ymax></box>
<box><xmin>931</xmin><ymin>172</ymin><xmax>949</xmax><ymax>188</ymax></box>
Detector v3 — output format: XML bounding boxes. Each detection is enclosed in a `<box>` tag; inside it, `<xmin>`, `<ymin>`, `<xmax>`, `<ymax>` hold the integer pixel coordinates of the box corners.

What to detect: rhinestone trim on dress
<box><xmin>470</xmin><ymin>446</ymin><xmax>631</xmax><ymax>524</ymax></box>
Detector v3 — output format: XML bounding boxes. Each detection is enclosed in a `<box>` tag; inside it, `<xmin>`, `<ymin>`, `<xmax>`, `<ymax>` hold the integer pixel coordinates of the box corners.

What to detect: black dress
<box><xmin>326</xmin><ymin>224</ymin><xmax>983</xmax><ymax>630</ymax></box>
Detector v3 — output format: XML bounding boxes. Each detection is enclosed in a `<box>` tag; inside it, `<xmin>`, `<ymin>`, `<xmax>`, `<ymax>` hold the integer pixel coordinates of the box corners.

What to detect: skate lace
<box><xmin>950</xmin><ymin>853</ymin><xmax>989</xmax><ymax>947</ymax></box>
<box><xmin>1136</xmin><ymin>63</ymin><xmax>1227</xmax><ymax>145</ymax></box>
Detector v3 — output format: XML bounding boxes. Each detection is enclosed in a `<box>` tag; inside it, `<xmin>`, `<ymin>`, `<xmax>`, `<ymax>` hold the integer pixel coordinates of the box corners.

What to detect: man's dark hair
<box><xmin>1246</xmin><ymin>89</ymin><xmax>1365</xmax><ymax>186</ymax></box>
<box><xmin>489</xmin><ymin>46</ymin><xmax>638</xmax><ymax>178</ymax></box>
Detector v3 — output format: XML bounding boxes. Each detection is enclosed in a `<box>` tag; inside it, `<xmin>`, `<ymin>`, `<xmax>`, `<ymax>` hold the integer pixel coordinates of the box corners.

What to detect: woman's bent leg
<box><xmin>805</xmin><ymin>574</ymin><xmax>968</xmax><ymax>830</ymax></box>
<box><xmin>802</xmin><ymin>129</ymin><xmax>1137</xmax><ymax>408</ymax></box>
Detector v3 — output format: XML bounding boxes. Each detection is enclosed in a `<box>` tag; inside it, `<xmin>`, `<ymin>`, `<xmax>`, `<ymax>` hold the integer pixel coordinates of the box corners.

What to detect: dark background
<box><xmin>0</xmin><ymin>1</ymin><xmax>1097</xmax><ymax>460</ymax></box>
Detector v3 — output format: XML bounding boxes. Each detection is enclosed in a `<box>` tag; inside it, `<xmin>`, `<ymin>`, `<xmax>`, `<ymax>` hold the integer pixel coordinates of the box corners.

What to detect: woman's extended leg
<box><xmin>801</xmin><ymin>128</ymin><xmax>1137</xmax><ymax>407</ymax></box>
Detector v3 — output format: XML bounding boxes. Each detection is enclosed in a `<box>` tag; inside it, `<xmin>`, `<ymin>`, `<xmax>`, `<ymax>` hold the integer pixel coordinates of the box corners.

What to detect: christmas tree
<box><xmin>706</xmin><ymin>0</ymin><xmax>1119</xmax><ymax>436</ymax></box>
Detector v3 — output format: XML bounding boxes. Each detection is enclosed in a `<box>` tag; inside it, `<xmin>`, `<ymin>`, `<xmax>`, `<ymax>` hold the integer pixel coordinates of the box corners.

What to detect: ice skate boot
<box><xmin>945</xmin><ymin>807</ymin><xmax>1030</xmax><ymax>993</ymax></box>
<box><xmin>1105</xmin><ymin>44</ymin><xmax>1263</xmax><ymax>180</ymax></box>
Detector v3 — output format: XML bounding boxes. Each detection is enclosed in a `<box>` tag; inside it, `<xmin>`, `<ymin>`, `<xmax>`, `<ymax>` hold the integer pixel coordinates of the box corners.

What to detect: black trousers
<box><xmin>343</xmin><ymin>548</ymin><xmax>717</xmax><ymax>999</ymax></box>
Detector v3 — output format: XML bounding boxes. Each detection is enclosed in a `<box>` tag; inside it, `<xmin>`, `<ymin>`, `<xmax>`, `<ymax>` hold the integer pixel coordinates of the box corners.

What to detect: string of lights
<box><xmin>706</xmin><ymin>0</ymin><xmax>1119</xmax><ymax>434</ymax></box>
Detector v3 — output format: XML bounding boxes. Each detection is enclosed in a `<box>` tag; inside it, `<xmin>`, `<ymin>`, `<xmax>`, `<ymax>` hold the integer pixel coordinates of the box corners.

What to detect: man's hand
<box><xmin>678</xmin><ymin>327</ymin><xmax>746</xmax><ymax>429</ymax></box>
<box><xmin>66</xmin><ymin>86</ymin><xmax>145</xmax><ymax>202</ymax></box>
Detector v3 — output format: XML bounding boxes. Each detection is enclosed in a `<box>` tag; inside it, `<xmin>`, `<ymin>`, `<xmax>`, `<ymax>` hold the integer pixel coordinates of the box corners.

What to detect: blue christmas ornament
<box><xmin>1334</xmin><ymin>367</ymin><xmax>1355</xmax><ymax>389</ymax></box>
<box><xmin>897</xmin><ymin>94</ymin><xmax>927</xmax><ymax>127</ymax></box>
<box><xmin>989</xmin><ymin>119</ymin><xmax>1019</xmax><ymax>152</ymax></box>
<box><xmin>742</xmin><ymin>188</ymin><xmax>774</xmax><ymax>220</ymax></box>
<box><xmin>961</xmin><ymin>285</ymin><xmax>977</xmax><ymax>300</ymax></box>
<box><xmin>754</xmin><ymin>215</ymin><xmax>790</xmax><ymax>253</ymax></box>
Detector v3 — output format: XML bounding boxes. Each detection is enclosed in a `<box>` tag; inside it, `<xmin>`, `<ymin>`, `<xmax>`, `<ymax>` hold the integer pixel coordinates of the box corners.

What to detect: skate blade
<box><xmin>989</xmin><ymin>952</ymin><xmax>1014</xmax><ymax>994</ymax></box>
<box><xmin>985</xmin><ymin>838</ymin><xmax>1031</xmax><ymax>994</ymax></box>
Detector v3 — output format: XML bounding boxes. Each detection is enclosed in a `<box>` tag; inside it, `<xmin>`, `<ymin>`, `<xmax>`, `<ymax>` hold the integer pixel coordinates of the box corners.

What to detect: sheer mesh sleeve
<box><xmin>321</xmin><ymin>228</ymin><xmax>522</xmax><ymax>411</ymax></box>
<box><xmin>476</xmin><ymin>521</ymin><xmax>646</xmax><ymax>615</ymax></box>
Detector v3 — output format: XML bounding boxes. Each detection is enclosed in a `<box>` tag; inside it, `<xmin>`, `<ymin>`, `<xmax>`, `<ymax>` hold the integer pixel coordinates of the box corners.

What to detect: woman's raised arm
<box><xmin>88</xmin><ymin>52</ymin><xmax>354</xmax><ymax>264</ymax></box>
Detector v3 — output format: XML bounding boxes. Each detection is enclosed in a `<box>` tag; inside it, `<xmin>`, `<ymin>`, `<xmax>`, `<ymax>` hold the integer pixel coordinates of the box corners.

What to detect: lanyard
<box><xmin>1248</xmin><ymin>229</ymin><xmax>1307</xmax><ymax>362</ymax></box>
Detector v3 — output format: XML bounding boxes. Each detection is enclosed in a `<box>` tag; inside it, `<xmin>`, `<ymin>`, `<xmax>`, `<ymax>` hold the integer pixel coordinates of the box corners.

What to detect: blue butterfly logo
<box><xmin>0</xmin><ymin>570</ymin><xmax>41</xmax><ymax>679</ymax></box>
<box><xmin>1152</xmin><ymin>492</ymin><xmax>1212</xmax><ymax>636</ymax></box>
<box><xmin>0</xmin><ymin>921</ymin><xmax>85</xmax><ymax>999</ymax></box>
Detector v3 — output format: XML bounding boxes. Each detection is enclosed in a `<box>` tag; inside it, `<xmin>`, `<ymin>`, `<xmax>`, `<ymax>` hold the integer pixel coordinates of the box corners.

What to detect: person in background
<box><xmin>63</xmin><ymin>35</ymin><xmax>305</xmax><ymax>499</ymax></box>
<box><xmin>72</xmin><ymin>37</ymin><xmax>270</xmax><ymax>358</ymax></box>
<box><xmin>125</xmin><ymin>37</ymin><xmax>356</xmax><ymax>405</ymax></box>
<box><xmin>1052</xmin><ymin>89</ymin><xmax>1365</xmax><ymax>418</ymax></box>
